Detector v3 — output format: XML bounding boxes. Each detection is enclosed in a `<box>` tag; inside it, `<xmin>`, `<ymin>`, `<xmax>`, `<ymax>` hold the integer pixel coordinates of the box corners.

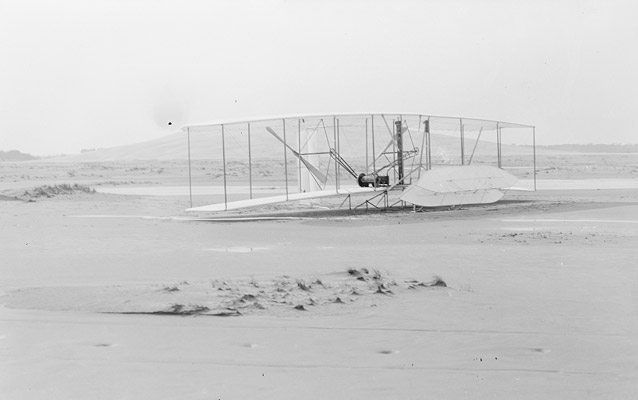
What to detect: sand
<box><xmin>1</xmin><ymin>153</ymin><xmax>638</xmax><ymax>399</ymax></box>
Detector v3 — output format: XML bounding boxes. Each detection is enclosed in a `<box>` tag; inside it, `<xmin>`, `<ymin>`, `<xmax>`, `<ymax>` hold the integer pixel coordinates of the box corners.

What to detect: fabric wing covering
<box><xmin>400</xmin><ymin>165</ymin><xmax>519</xmax><ymax>207</ymax></box>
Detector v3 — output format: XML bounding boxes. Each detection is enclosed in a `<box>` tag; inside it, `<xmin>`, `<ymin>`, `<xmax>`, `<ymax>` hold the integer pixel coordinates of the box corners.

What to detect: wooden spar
<box><xmin>337</xmin><ymin>118</ymin><xmax>341</xmax><ymax>190</ymax></box>
<box><xmin>429</xmin><ymin>120</ymin><xmax>432</xmax><ymax>169</ymax></box>
<box><xmin>496</xmin><ymin>122</ymin><xmax>502</xmax><ymax>168</ymax></box>
<box><xmin>365</xmin><ymin>118</ymin><xmax>369</xmax><ymax>174</ymax></box>
<box><xmin>248</xmin><ymin>122</ymin><xmax>252</xmax><ymax>199</ymax></box>
<box><xmin>332</xmin><ymin>116</ymin><xmax>339</xmax><ymax>192</ymax></box>
<box><xmin>467</xmin><ymin>127</ymin><xmax>484</xmax><ymax>165</ymax></box>
<box><xmin>221</xmin><ymin>124</ymin><xmax>228</xmax><ymax>210</ymax></box>
<box><xmin>283</xmin><ymin>119</ymin><xmax>289</xmax><ymax>200</ymax></box>
<box><xmin>187</xmin><ymin>127</ymin><xmax>192</xmax><ymax>208</ymax></box>
<box><xmin>417</xmin><ymin>117</ymin><xmax>426</xmax><ymax>178</ymax></box>
<box><xmin>371</xmin><ymin>114</ymin><xmax>376</xmax><ymax>188</ymax></box>
<box><xmin>533</xmin><ymin>126</ymin><xmax>537</xmax><ymax>191</ymax></box>
<box><xmin>297</xmin><ymin>119</ymin><xmax>302</xmax><ymax>193</ymax></box>
<box><xmin>395</xmin><ymin>119</ymin><xmax>404</xmax><ymax>184</ymax></box>
<box><xmin>460</xmin><ymin>118</ymin><xmax>465</xmax><ymax>165</ymax></box>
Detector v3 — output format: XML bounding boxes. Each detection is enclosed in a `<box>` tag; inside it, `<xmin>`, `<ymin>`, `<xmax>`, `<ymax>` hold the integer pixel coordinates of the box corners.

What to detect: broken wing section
<box><xmin>400</xmin><ymin>165</ymin><xmax>519</xmax><ymax>207</ymax></box>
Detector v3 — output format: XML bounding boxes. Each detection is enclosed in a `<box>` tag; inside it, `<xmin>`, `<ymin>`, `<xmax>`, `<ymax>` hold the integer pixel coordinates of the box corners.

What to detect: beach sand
<box><xmin>1</xmin><ymin>154</ymin><xmax>637</xmax><ymax>399</ymax></box>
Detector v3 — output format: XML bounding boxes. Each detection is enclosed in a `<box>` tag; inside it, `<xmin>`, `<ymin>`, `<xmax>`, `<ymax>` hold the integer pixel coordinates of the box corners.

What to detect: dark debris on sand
<box><xmin>21</xmin><ymin>183</ymin><xmax>96</xmax><ymax>200</ymax></box>
<box><xmin>133</xmin><ymin>269</ymin><xmax>448</xmax><ymax>317</ymax></box>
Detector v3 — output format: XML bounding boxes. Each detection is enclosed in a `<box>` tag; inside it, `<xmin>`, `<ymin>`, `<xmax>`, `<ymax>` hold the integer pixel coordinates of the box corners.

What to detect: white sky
<box><xmin>1</xmin><ymin>0</ymin><xmax>637</xmax><ymax>155</ymax></box>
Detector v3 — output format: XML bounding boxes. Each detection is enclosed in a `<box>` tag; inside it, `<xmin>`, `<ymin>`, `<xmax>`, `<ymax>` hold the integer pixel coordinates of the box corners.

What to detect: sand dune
<box><xmin>45</xmin><ymin>129</ymin><xmax>549</xmax><ymax>163</ymax></box>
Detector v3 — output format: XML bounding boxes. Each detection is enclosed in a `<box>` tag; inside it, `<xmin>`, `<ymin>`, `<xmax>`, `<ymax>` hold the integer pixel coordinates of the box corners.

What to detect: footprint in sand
<box><xmin>206</xmin><ymin>246</ymin><xmax>269</xmax><ymax>253</ymax></box>
<box><xmin>530</xmin><ymin>348</ymin><xmax>551</xmax><ymax>353</ymax></box>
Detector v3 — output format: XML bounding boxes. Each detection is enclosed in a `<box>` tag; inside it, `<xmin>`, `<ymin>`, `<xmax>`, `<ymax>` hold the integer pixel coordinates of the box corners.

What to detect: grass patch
<box><xmin>22</xmin><ymin>183</ymin><xmax>95</xmax><ymax>199</ymax></box>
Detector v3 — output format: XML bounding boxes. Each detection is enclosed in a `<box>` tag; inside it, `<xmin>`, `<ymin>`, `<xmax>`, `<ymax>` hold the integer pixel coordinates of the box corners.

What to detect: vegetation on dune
<box><xmin>22</xmin><ymin>183</ymin><xmax>96</xmax><ymax>199</ymax></box>
<box><xmin>98</xmin><ymin>269</ymin><xmax>449</xmax><ymax>317</ymax></box>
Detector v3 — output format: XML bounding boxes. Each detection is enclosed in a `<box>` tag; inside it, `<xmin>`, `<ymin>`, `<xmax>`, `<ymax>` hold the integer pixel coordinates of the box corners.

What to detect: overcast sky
<box><xmin>1</xmin><ymin>0</ymin><xmax>636</xmax><ymax>155</ymax></box>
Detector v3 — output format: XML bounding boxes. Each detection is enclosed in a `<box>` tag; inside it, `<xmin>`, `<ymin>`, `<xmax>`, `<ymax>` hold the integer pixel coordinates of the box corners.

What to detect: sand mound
<box><xmin>20</xmin><ymin>183</ymin><xmax>95</xmax><ymax>200</ymax></box>
<box><xmin>3</xmin><ymin>270</ymin><xmax>447</xmax><ymax>317</ymax></box>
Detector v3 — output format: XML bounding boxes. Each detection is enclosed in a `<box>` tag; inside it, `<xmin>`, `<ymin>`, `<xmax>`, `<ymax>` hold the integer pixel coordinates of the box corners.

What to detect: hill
<box><xmin>538</xmin><ymin>144</ymin><xmax>638</xmax><ymax>153</ymax></box>
<box><xmin>45</xmin><ymin>129</ymin><xmax>545</xmax><ymax>163</ymax></box>
<box><xmin>0</xmin><ymin>150</ymin><xmax>39</xmax><ymax>162</ymax></box>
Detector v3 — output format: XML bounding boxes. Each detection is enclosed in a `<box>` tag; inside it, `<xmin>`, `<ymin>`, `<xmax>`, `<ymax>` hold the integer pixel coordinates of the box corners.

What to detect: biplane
<box><xmin>181</xmin><ymin>113</ymin><xmax>536</xmax><ymax>212</ymax></box>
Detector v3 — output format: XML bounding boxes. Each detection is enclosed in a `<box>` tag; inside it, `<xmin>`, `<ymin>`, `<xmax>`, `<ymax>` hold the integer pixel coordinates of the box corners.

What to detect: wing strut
<box><xmin>266</xmin><ymin>127</ymin><xmax>327</xmax><ymax>186</ymax></box>
<box><xmin>329</xmin><ymin>148</ymin><xmax>358</xmax><ymax>179</ymax></box>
